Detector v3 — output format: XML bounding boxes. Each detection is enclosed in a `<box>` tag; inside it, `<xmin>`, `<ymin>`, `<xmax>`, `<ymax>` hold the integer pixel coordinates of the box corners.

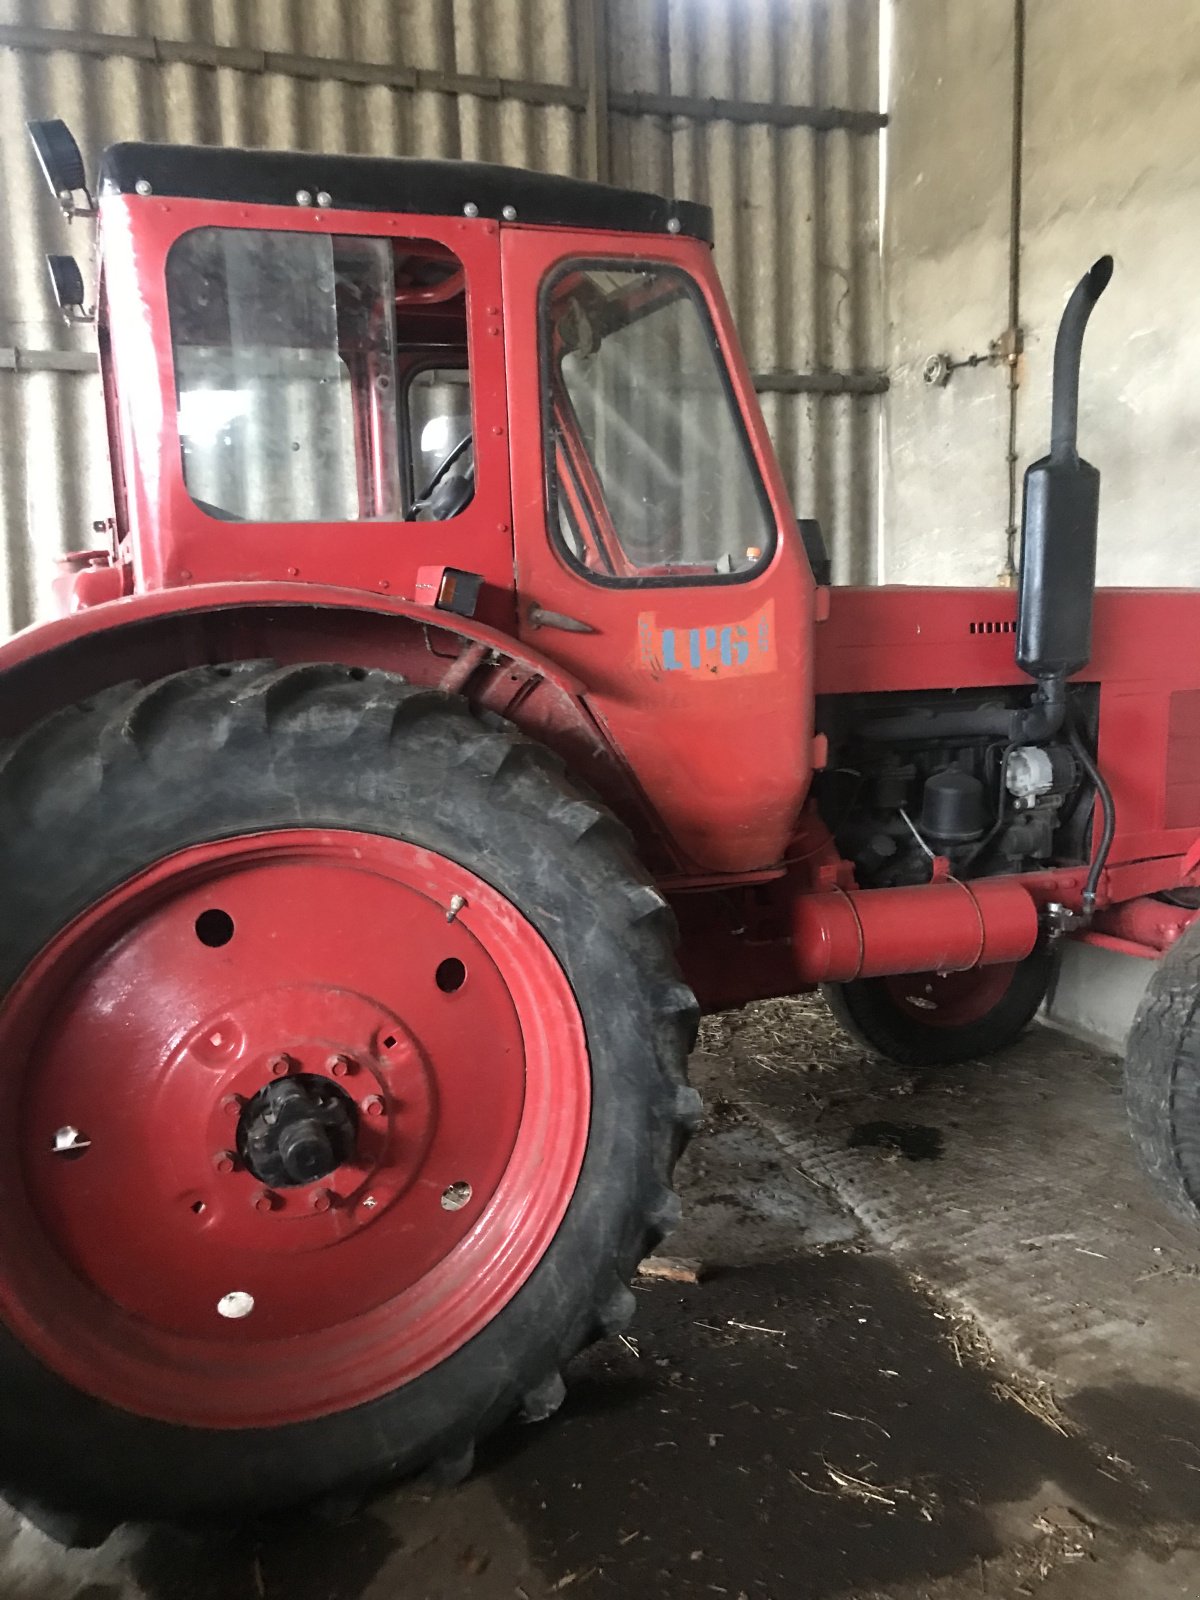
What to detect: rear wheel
<box><xmin>823</xmin><ymin>947</ymin><xmax>1055</xmax><ymax>1067</ymax></box>
<box><xmin>0</xmin><ymin>662</ymin><xmax>699</xmax><ymax>1523</ymax></box>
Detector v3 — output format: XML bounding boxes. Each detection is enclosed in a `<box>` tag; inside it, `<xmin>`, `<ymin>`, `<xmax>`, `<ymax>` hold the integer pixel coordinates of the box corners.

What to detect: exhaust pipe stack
<box><xmin>1017</xmin><ymin>255</ymin><xmax>1116</xmax><ymax>912</ymax></box>
<box><xmin>858</xmin><ymin>261</ymin><xmax>1114</xmax><ymax>754</ymax></box>
<box><xmin>1015</xmin><ymin>255</ymin><xmax>1114</xmax><ymax>723</ymax></box>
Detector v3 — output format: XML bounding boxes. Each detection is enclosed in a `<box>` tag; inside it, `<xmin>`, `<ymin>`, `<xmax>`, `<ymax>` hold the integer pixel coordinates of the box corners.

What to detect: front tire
<box><xmin>1125</xmin><ymin>921</ymin><xmax>1200</xmax><ymax>1221</ymax></box>
<box><xmin>0</xmin><ymin>662</ymin><xmax>699</xmax><ymax>1523</ymax></box>
<box><xmin>823</xmin><ymin>947</ymin><xmax>1056</xmax><ymax>1067</ymax></box>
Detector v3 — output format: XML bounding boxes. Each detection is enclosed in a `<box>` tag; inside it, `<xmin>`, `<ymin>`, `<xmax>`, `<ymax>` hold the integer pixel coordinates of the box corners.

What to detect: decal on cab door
<box><xmin>637</xmin><ymin>601</ymin><xmax>775</xmax><ymax>679</ymax></box>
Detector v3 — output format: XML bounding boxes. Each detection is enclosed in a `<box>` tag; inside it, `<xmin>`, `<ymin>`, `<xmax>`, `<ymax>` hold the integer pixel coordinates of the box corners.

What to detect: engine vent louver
<box><xmin>969</xmin><ymin>620</ymin><xmax>1017</xmax><ymax>636</ymax></box>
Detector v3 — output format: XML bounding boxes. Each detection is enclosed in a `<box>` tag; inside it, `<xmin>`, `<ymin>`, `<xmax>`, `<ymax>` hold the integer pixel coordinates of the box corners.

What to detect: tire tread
<box><xmin>0</xmin><ymin>661</ymin><xmax>698</xmax><ymax>1523</ymax></box>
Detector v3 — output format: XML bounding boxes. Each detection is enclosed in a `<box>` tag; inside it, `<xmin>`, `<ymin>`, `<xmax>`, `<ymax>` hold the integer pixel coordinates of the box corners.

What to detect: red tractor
<box><xmin>3</xmin><ymin>120</ymin><xmax>1198</xmax><ymax>1532</ymax></box>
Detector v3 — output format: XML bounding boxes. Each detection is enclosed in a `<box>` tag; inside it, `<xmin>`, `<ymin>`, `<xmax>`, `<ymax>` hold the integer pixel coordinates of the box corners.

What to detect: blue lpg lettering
<box><xmin>652</xmin><ymin>609</ymin><xmax>771</xmax><ymax>675</ymax></box>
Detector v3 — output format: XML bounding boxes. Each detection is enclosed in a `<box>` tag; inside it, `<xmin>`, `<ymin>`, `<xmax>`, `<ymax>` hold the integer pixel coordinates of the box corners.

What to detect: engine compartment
<box><xmin>816</xmin><ymin>684</ymin><xmax>1098</xmax><ymax>889</ymax></box>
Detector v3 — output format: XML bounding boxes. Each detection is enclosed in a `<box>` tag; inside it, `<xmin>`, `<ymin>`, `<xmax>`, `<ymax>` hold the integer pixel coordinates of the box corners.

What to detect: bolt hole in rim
<box><xmin>195</xmin><ymin>907</ymin><xmax>235</xmax><ymax>948</ymax></box>
<box><xmin>436</xmin><ymin>957</ymin><xmax>467</xmax><ymax>993</ymax></box>
<box><xmin>0</xmin><ymin>830</ymin><xmax>590</xmax><ymax>1428</ymax></box>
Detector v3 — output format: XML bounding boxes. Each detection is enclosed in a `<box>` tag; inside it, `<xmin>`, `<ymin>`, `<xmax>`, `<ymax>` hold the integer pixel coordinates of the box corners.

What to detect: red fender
<box><xmin>0</xmin><ymin>582</ymin><xmax>681</xmax><ymax>872</ymax></box>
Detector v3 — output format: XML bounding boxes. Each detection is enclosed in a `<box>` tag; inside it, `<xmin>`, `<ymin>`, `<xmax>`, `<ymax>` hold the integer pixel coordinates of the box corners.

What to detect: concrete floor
<box><xmin>6</xmin><ymin>998</ymin><xmax>1200</xmax><ymax>1599</ymax></box>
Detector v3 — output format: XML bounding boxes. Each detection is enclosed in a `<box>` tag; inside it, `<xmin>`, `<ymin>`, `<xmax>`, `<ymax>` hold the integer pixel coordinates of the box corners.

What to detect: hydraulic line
<box><xmin>1067</xmin><ymin>712</ymin><xmax>1116</xmax><ymax>914</ymax></box>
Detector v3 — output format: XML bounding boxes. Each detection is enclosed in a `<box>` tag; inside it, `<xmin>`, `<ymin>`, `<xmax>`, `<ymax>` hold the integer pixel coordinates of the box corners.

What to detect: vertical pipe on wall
<box><xmin>579</xmin><ymin>0</ymin><xmax>611</xmax><ymax>183</ymax></box>
<box><xmin>875</xmin><ymin>0</ymin><xmax>892</xmax><ymax>583</ymax></box>
<box><xmin>1001</xmin><ymin>0</ymin><xmax>1026</xmax><ymax>583</ymax></box>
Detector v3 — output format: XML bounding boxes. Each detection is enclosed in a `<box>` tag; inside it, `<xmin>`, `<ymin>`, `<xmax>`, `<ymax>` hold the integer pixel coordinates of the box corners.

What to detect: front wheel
<box><xmin>1125</xmin><ymin>921</ymin><xmax>1200</xmax><ymax>1221</ymax></box>
<box><xmin>0</xmin><ymin>662</ymin><xmax>699</xmax><ymax>1524</ymax></box>
<box><xmin>823</xmin><ymin>946</ymin><xmax>1056</xmax><ymax>1067</ymax></box>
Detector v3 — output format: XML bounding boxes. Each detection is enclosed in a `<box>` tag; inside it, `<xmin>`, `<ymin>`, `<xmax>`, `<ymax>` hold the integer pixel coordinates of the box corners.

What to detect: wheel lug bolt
<box><xmin>311</xmin><ymin>1188</ymin><xmax>333</xmax><ymax>1213</ymax></box>
<box><xmin>330</xmin><ymin>1055</ymin><xmax>354</xmax><ymax>1078</ymax></box>
<box><xmin>362</xmin><ymin>1095</ymin><xmax>385</xmax><ymax>1118</ymax></box>
<box><xmin>221</xmin><ymin>1094</ymin><xmax>244</xmax><ymax>1116</ymax></box>
<box><xmin>254</xmin><ymin>1191</ymin><xmax>277</xmax><ymax>1214</ymax></box>
<box><xmin>213</xmin><ymin>1150</ymin><xmax>236</xmax><ymax>1174</ymax></box>
<box><xmin>269</xmin><ymin>1054</ymin><xmax>295</xmax><ymax>1077</ymax></box>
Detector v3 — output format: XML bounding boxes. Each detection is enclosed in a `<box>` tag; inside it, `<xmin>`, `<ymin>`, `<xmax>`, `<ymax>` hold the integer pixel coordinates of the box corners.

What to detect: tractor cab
<box><xmin>40</xmin><ymin>129</ymin><xmax>816</xmax><ymax>873</ymax></box>
<box><xmin>65</xmin><ymin>140</ymin><xmax>806</xmax><ymax>609</ymax></box>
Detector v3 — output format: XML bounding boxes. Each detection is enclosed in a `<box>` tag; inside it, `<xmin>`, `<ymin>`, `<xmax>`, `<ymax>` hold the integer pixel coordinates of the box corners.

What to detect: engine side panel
<box><xmin>816</xmin><ymin>585</ymin><xmax>1200</xmax><ymax>870</ymax></box>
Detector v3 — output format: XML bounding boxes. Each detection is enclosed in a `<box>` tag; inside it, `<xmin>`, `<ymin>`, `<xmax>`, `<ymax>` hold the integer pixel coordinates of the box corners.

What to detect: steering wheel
<box><xmin>409</xmin><ymin>433</ymin><xmax>474</xmax><ymax>519</ymax></box>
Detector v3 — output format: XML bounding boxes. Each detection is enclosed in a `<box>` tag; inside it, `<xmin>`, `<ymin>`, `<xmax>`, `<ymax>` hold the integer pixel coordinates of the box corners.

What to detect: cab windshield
<box><xmin>544</xmin><ymin>262</ymin><xmax>775</xmax><ymax>584</ymax></box>
<box><xmin>166</xmin><ymin>227</ymin><xmax>474</xmax><ymax>524</ymax></box>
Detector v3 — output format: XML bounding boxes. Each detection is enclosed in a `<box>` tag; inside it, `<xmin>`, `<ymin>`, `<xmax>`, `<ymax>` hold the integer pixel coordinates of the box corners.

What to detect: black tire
<box><xmin>1125</xmin><ymin>922</ymin><xmax>1200</xmax><ymax>1220</ymax></box>
<box><xmin>822</xmin><ymin>947</ymin><xmax>1056</xmax><ymax>1067</ymax></box>
<box><xmin>0</xmin><ymin>662</ymin><xmax>700</xmax><ymax>1524</ymax></box>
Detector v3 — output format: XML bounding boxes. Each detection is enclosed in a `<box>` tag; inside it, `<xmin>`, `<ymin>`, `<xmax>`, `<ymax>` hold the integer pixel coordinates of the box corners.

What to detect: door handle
<box><xmin>527</xmin><ymin>604</ymin><xmax>597</xmax><ymax>635</ymax></box>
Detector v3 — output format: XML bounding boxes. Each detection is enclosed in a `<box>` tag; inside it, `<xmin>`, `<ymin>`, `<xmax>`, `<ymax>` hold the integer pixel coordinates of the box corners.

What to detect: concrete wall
<box><xmin>884</xmin><ymin>0</ymin><xmax>1200</xmax><ymax>589</ymax></box>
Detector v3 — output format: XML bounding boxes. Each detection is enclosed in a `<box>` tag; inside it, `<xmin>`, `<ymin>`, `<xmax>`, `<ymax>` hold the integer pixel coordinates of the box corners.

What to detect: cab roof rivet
<box><xmin>134</xmin><ymin>178</ymin><xmax>152</xmax><ymax>196</ymax></box>
<box><xmin>295</xmin><ymin>188</ymin><xmax>313</xmax><ymax>206</ymax></box>
<box><xmin>315</xmin><ymin>189</ymin><xmax>332</xmax><ymax>207</ymax></box>
<box><xmin>666</xmin><ymin>216</ymin><xmax>682</xmax><ymax>234</ymax></box>
<box><xmin>501</xmin><ymin>204</ymin><xmax>517</xmax><ymax>221</ymax></box>
<box><xmin>462</xmin><ymin>201</ymin><xmax>479</xmax><ymax>218</ymax></box>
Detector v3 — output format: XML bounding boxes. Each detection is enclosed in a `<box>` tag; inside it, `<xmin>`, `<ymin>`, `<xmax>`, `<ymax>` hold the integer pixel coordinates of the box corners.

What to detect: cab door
<box><xmin>502</xmin><ymin>227</ymin><xmax>816</xmax><ymax>877</ymax></box>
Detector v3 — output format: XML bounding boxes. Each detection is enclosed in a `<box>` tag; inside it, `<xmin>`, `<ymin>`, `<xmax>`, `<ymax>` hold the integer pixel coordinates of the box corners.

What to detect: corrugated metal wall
<box><xmin>0</xmin><ymin>0</ymin><xmax>883</xmax><ymax>635</ymax></box>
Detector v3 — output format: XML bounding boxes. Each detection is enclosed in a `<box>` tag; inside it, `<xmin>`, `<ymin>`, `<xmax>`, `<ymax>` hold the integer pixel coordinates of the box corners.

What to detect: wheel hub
<box><xmin>184</xmin><ymin>984</ymin><xmax>431</xmax><ymax>1244</ymax></box>
<box><xmin>237</xmin><ymin>1073</ymin><xmax>359</xmax><ymax>1188</ymax></box>
<box><xmin>883</xmin><ymin>963</ymin><xmax>1016</xmax><ymax>1027</ymax></box>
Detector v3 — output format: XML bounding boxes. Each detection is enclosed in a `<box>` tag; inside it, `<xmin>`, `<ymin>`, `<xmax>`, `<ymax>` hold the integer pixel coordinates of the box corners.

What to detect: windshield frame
<box><xmin>539</xmin><ymin>256</ymin><xmax>778</xmax><ymax>590</ymax></box>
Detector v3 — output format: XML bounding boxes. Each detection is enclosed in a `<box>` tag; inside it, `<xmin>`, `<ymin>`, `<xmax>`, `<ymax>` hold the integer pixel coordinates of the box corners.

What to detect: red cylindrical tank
<box><xmin>791</xmin><ymin>877</ymin><xmax>1040</xmax><ymax>984</ymax></box>
<box><xmin>1088</xmin><ymin>895</ymin><xmax>1198</xmax><ymax>956</ymax></box>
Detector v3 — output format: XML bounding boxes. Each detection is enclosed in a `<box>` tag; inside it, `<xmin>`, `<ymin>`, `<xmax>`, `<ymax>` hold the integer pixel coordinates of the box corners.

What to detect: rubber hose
<box><xmin>1068</xmin><ymin>714</ymin><xmax>1116</xmax><ymax>914</ymax></box>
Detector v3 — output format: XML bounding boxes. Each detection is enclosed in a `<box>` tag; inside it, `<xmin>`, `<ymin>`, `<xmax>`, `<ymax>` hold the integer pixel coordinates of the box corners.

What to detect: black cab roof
<box><xmin>99</xmin><ymin>142</ymin><xmax>714</xmax><ymax>242</ymax></box>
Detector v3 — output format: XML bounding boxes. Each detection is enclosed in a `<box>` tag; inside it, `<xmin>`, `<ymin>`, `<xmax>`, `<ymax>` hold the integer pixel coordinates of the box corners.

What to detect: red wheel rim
<box><xmin>0</xmin><ymin>830</ymin><xmax>590</xmax><ymax>1429</ymax></box>
<box><xmin>882</xmin><ymin>964</ymin><xmax>1016</xmax><ymax>1028</ymax></box>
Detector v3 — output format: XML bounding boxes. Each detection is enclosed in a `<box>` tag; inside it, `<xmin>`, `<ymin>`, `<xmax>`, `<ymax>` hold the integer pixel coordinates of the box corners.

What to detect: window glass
<box><xmin>406</xmin><ymin>367</ymin><xmax>474</xmax><ymax>521</ymax></box>
<box><xmin>545</xmin><ymin>263</ymin><xmax>774</xmax><ymax>583</ymax></box>
<box><xmin>167</xmin><ymin>229</ymin><xmax>472</xmax><ymax>523</ymax></box>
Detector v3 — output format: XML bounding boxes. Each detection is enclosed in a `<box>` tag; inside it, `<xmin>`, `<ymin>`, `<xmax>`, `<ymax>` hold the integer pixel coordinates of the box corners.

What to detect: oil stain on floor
<box><xmin>847</xmin><ymin>1120</ymin><xmax>945</xmax><ymax>1160</ymax></box>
